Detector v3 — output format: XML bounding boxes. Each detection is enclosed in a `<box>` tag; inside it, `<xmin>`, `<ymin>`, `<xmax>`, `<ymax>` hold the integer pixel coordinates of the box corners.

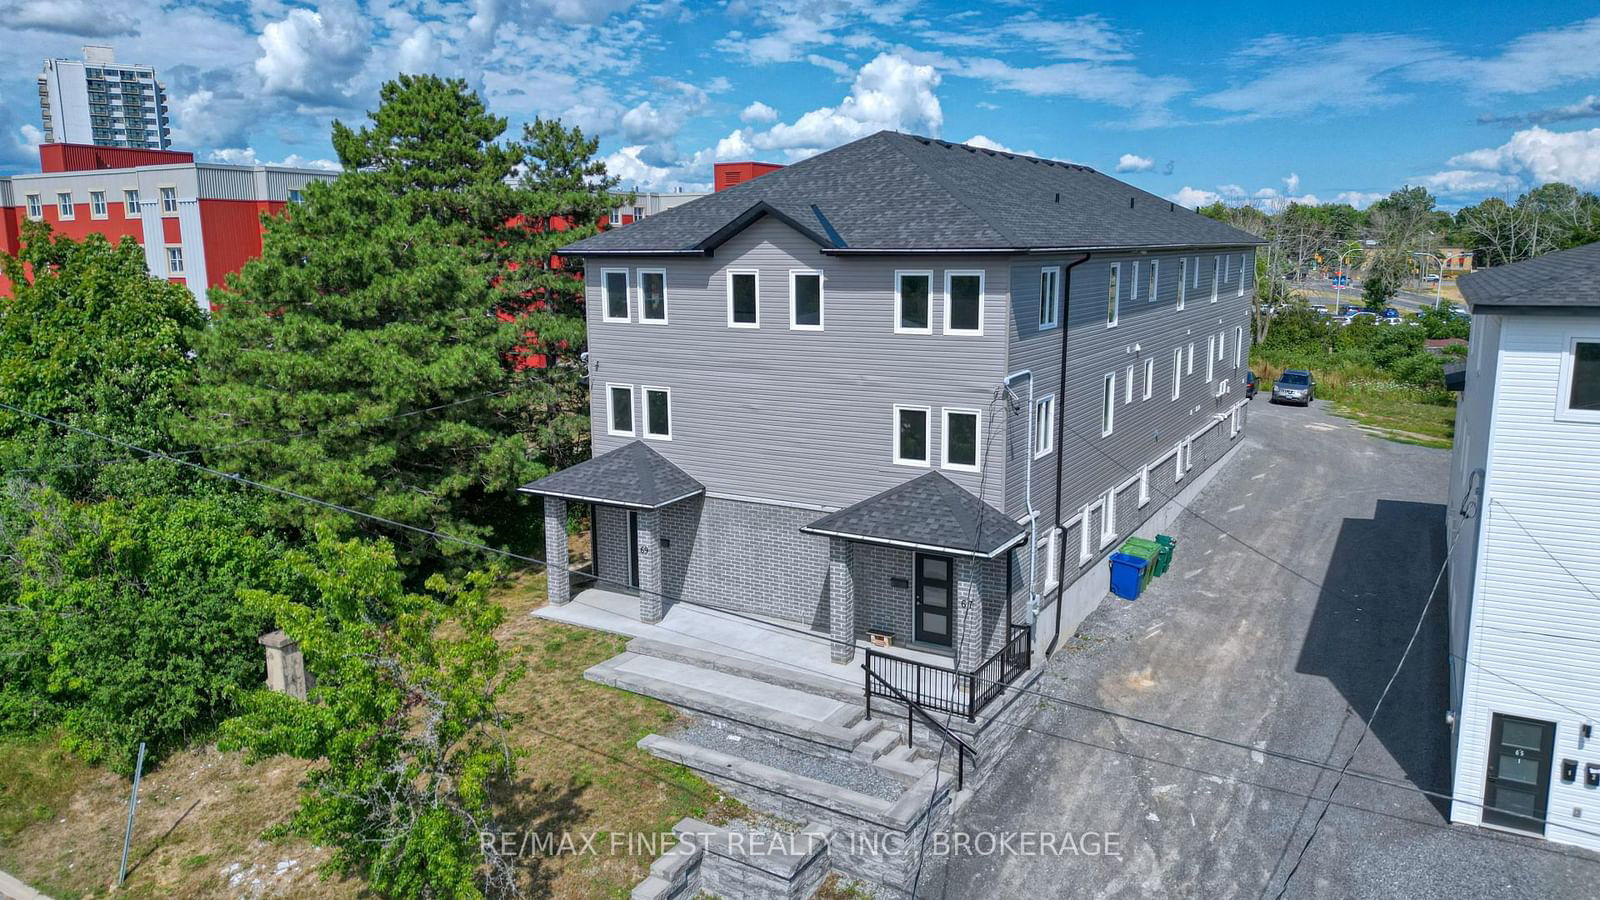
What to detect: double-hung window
<box><xmin>1033</xmin><ymin>395</ymin><xmax>1055</xmax><ymax>458</ymax></box>
<box><xmin>288</xmin><ymin>189</ymin><xmax>303</xmax><ymax>204</ymax></box>
<box><xmin>1217</xmin><ymin>331</ymin><xmax>1227</xmax><ymax>362</ymax></box>
<box><xmin>1148</xmin><ymin>259</ymin><xmax>1159</xmax><ymax>303</ymax></box>
<box><xmin>639</xmin><ymin>269</ymin><xmax>667</xmax><ymax>323</ymax></box>
<box><xmin>609</xmin><ymin>208</ymin><xmax>622</xmax><ymax>226</ymax></box>
<box><xmin>945</xmin><ymin>270</ymin><xmax>984</xmax><ymax>335</ymax></box>
<box><xmin>1206</xmin><ymin>336</ymin><xmax>1216</xmax><ymax>382</ymax></box>
<box><xmin>57</xmin><ymin>192</ymin><xmax>74</xmax><ymax>220</ymax></box>
<box><xmin>90</xmin><ymin>191</ymin><xmax>107</xmax><ymax>218</ymax></box>
<box><xmin>1177</xmin><ymin>258</ymin><xmax>1187</xmax><ymax>309</ymax></box>
<box><xmin>1211</xmin><ymin>256</ymin><xmax>1220</xmax><ymax>302</ymax></box>
<box><xmin>894</xmin><ymin>406</ymin><xmax>931</xmax><ymax>466</ymax></box>
<box><xmin>1125</xmin><ymin>365</ymin><xmax>1135</xmax><ymax>404</ymax></box>
<box><xmin>601</xmin><ymin>268</ymin><xmax>630</xmax><ymax>322</ymax></box>
<box><xmin>1143</xmin><ymin>357</ymin><xmax>1155</xmax><ymax>400</ymax></box>
<box><xmin>1234</xmin><ymin>326</ymin><xmax>1245</xmax><ymax>367</ymax></box>
<box><xmin>159</xmin><ymin>186</ymin><xmax>177</xmax><ymax>213</ymax></box>
<box><xmin>643</xmin><ymin>387</ymin><xmax>672</xmax><ymax>439</ymax></box>
<box><xmin>166</xmin><ymin>246</ymin><xmax>184</xmax><ymax>273</ymax></box>
<box><xmin>790</xmin><ymin>270</ymin><xmax>823</xmax><ymax>329</ymax></box>
<box><xmin>1130</xmin><ymin>261</ymin><xmax>1140</xmax><ymax>301</ymax></box>
<box><xmin>1238</xmin><ymin>254</ymin><xmax>1247</xmax><ymax>297</ymax></box>
<box><xmin>606</xmin><ymin>384</ymin><xmax>634</xmax><ymax>435</ymax></box>
<box><xmin>942</xmin><ymin>408</ymin><xmax>981</xmax><ymax>472</ymax></box>
<box><xmin>1101</xmin><ymin>373</ymin><xmax>1116</xmax><ymax>437</ymax></box>
<box><xmin>1039</xmin><ymin>266</ymin><xmax>1060</xmax><ymax>330</ymax></box>
<box><xmin>727</xmin><ymin>270</ymin><xmax>758</xmax><ymax>327</ymax></box>
<box><xmin>1040</xmin><ymin>529</ymin><xmax>1060</xmax><ymax>592</ymax></box>
<box><xmin>1559</xmin><ymin>337</ymin><xmax>1600</xmax><ymax>421</ymax></box>
<box><xmin>1187</xmin><ymin>343</ymin><xmax>1195</xmax><ymax>375</ymax></box>
<box><xmin>1106</xmin><ymin>263</ymin><xmax>1120</xmax><ymax>327</ymax></box>
<box><xmin>123</xmin><ymin>189</ymin><xmax>140</xmax><ymax>216</ymax></box>
<box><xmin>1171</xmin><ymin>348</ymin><xmax>1182</xmax><ymax>400</ymax></box>
<box><xmin>25</xmin><ymin>194</ymin><xmax>41</xmax><ymax>219</ymax></box>
<box><xmin>895</xmin><ymin>270</ymin><xmax>933</xmax><ymax>333</ymax></box>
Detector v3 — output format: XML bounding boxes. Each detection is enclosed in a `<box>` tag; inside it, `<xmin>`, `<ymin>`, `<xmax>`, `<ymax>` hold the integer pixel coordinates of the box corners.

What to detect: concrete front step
<box><xmin>625</xmin><ymin>636</ymin><xmax>865</xmax><ymax>705</ymax></box>
<box><xmin>587</xmin><ymin>652</ymin><xmax>875</xmax><ymax>752</ymax></box>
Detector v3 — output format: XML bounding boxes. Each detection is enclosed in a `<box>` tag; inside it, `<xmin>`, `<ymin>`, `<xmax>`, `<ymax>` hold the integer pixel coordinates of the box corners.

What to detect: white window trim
<box><xmin>1210</xmin><ymin>256</ymin><xmax>1220</xmax><ymax>303</ymax></box>
<box><xmin>89</xmin><ymin>191</ymin><xmax>108</xmax><ymax>219</ymax></box>
<box><xmin>1223</xmin><ymin>255</ymin><xmax>1231</xmax><ymax>283</ymax></box>
<box><xmin>1033</xmin><ymin>395</ymin><xmax>1055</xmax><ymax>459</ymax></box>
<box><xmin>165</xmin><ymin>245</ymin><xmax>184</xmax><ymax>274</ymax></box>
<box><xmin>1125</xmin><ymin>365</ymin><xmax>1135</xmax><ymax>404</ymax></box>
<box><xmin>600</xmin><ymin>267</ymin><xmax>630</xmax><ymax>323</ymax></box>
<box><xmin>1041</xmin><ymin>528</ymin><xmax>1061</xmax><ymax>591</ymax></box>
<box><xmin>1206</xmin><ymin>336</ymin><xmax>1216</xmax><ymax>383</ymax></box>
<box><xmin>1217</xmin><ymin>330</ymin><xmax>1227</xmax><ymax>362</ymax></box>
<box><xmin>605</xmin><ymin>383</ymin><xmax>635</xmax><ymax>436</ymax></box>
<box><xmin>1039</xmin><ymin>265</ymin><xmax>1061</xmax><ymax>331</ymax></box>
<box><xmin>123</xmin><ymin>189</ymin><xmax>139</xmax><ymax>217</ymax></box>
<box><xmin>893</xmin><ymin>404</ymin><xmax>932</xmax><ymax>467</ymax></box>
<box><xmin>726</xmin><ymin>269</ymin><xmax>760</xmax><ymax>328</ymax></box>
<box><xmin>894</xmin><ymin>270</ymin><xmax>935</xmax><ymax>335</ymax></box>
<box><xmin>789</xmin><ymin>268</ymin><xmax>825</xmax><ymax>331</ymax></box>
<box><xmin>941</xmin><ymin>407</ymin><xmax>982</xmax><ymax>473</ymax></box>
<box><xmin>1130</xmin><ymin>261</ymin><xmax>1140</xmax><ymax>301</ymax></box>
<box><xmin>1238</xmin><ymin>254</ymin><xmax>1247</xmax><ymax>297</ymax></box>
<box><xmin>1177</xmin><ymin>258</ymin><xmax>1187</xmax><ymax>310</ymax></box>
<box><xmin>1148</xmin><ymin>259</ymin><xmax>1159</xmax><ymax>304</ymax></box>
<box><xmin>1556</xmin><ymin>335</ymin><xmax>1600</xmax><ymax>423</ymax></box>
<box><xmin>1101</xmin><ymin>372</ymin><xmax>1116</xmax><ymax>437</ymax></box>
<box><xmin>1079</xmin><ymin>502</ymin><xmax>1095</xmax><ymax>564</ymax></box>
<box><xmin>57</xmin><ymin>192</ymin><xmax>75</xmax><ymax>220</ymax></box>
<box><xmin>1175</xmin><ymin>441</ymin><xmax>1188</xmax><ymax>482</ymax></box>
<box><xmin>1192</xmin><ymin>256</ymin><xmax>1201</xmax><ymax>288</ymax></box>
<box><xmin>642</xmin><ymin>386</ymin><xmax>673</xmax><ymax>440</ymax></box>
<box><xmin>637</xmin><ymin>268</ymin><xmax>669</xmax><ymax>325</ymax></box>
<box><xmin>1099</xmin><ymin>489</ymin><xmax>1118</xmax><ymax>549</ymax></box>
<box><xmin>1106</xmin><ymin>262</ymin><xmax>1121</xmax><ymax>328</ymax></box>
<box><xmin>1171</xmin><ymin>349</ymin><xmax>1182</xmax><ymax>400</ymax></box>
<box><xmin>609</xmin><ymin>208</ymin><xmax>622</xmax><ymax>226</ymax></box>
<box><xmin>1234</xmin><ymin>326</ymin><xmax>1245</xmax><ymax>368</ymax></box>
<box><xmin>25</xmin><ymin>194</ymin><xmax>42</xmax><ymax>219</ymax></box>
<box><xmin>1143</xmin><ymin>357</ymin><xmax>1155</xmax><ymax>400</ymax></box>
<box><xmin>943</xmin><ymin>269</ymin><xmax>985</xmax><ymax>336</ymax></box>
<box><xmin>1187</xmin><ymin>343</ymin><xmax>1195</xmax><ymax>375</ymax></box>
<box><xmin>1138</xmin><ymin>466</ymin><xmax>1151</xmax><ymax>508</ymax></box>
<box><xmin>159</xmin><ymin>185</ymin><xmax>178</xmax><ymax>215</ymax></box>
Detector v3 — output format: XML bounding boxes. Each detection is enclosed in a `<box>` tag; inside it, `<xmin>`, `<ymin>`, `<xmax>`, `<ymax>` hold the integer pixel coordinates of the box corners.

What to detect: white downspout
<box><xmin>1004</xmin><ymin>369</ymin><xmax>1040</xmax><ymax>624</ymax></box>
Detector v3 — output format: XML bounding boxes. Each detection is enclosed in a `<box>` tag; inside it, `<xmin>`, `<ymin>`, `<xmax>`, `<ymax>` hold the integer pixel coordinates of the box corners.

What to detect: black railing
<box><xmin>863</xmin><ymin>664</ymin><xmax>976</xmax><ymax>791</ymax></box>
<box><xmin>863</xmin><ymin>623</ymin><xmax>1033</xmax><ymax>723</ymax></box>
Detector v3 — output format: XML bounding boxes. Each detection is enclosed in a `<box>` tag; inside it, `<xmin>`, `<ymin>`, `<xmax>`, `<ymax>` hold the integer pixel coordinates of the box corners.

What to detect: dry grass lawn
<box><xmin>0</xmin><ymin>537</ymin><xmax>742</xmax><ymax>899</ymax></box>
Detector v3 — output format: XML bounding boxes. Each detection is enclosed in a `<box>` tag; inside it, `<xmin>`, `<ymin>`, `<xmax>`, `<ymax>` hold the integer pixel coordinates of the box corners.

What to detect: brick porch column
<box><xmin>636</xmin><ymin>508</ymin><xmax>664</xmax><ymax>623</ymax></box>
<box><xmin>953</xmin><ymin>555</ymin><xmax>985</xmax><ymax>672</ymax></box>
<box><xmin>543</xmin><ymin>497</ymin><xmax>570</xmax><ymax>606</ymax></box>
<box><xmin>828</xmin><ymin>539</ymin><xmax>855</xmax><ymax>664</ymax></box>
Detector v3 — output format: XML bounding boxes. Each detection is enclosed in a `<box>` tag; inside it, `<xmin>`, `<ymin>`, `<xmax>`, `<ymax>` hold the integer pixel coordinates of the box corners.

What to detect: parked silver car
<box><xmin>1272</xmin><ymin>369</ymin><xmax>1315</xmax><ymax>405</ymax></box>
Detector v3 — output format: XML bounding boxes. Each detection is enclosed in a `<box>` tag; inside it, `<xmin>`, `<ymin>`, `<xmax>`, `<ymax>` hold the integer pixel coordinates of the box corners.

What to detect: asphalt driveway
<box><xmin>926</xmin><ymin>396</ymin><xmax>1600</xmax><ymax>899</ymax></box>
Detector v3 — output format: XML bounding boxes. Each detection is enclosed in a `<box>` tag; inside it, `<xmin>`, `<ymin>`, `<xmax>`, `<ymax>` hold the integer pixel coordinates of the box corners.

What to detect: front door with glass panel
<box><xmin>1483</xmin><ymin>713</ymin><xmax>1555</xmax><ymax>834</ymax></box>
<box><xmin>913</xmin><ymin>554</ymin><xmax>953</xmax><ymax>647</ymax></box>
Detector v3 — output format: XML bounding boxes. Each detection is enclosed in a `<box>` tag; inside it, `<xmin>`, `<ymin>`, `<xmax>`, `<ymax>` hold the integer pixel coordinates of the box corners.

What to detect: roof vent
<box><xmin>1129</xmin><ymin>197</ymin><xmax>1135</xmax><ymax>209</ymax></box>
<box><xmin>1169</xmin><ymin>202</ymin><xmax>1174</xmax><ymax>212</ymax></box>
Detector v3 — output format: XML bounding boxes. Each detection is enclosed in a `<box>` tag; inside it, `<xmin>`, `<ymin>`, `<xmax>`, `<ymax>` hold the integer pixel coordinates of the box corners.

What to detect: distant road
<box><xmin>1287</xmin><ymin>277</ymin><xmax>1454</xmax><ymax>312</ymax></box>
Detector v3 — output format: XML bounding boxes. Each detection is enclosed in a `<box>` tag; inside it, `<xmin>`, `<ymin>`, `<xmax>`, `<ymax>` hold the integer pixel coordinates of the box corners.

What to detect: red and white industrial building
<box><xmin>0</xmin><ymin>143</ymin><xmax>338</xmax><ymax>309</ymax></box>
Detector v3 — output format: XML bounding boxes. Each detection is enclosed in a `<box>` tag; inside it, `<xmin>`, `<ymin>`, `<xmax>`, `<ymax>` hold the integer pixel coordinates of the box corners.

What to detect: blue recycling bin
<box><xmin>1109</xmin><ymin>552</ymin><xmax>1147</xmax><ymax>600</ymax></box>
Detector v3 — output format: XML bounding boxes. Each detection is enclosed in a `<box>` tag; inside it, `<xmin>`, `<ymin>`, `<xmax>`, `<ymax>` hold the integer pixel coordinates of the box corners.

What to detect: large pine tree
<box><xmin>182</xmin><ymin>75</ymin><xmax>623</xmax><ymax>571</ymax></box>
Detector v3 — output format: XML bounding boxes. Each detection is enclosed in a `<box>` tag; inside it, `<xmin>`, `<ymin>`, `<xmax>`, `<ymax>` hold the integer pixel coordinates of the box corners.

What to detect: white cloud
<box><xmin>603</xmin><ymin>144</ymin><xmax>710</xmax><ymax>191</ymax></box>
<box><xmin>20</xmin><ymin>124</ymin><xmax>44</xmax><ymax>151</ymax></box>
<box><xmin>1440</xmin><ymin>15</ymin><xmax>1600</xmax><ymax>95</ymax></box>
<box><xmin>1283</xmin><ymin>172</ymin><xmax>1300</xmax><ymax>194</ymax></box>
<box><xmin>1333</xmin><ymin>191</ymin><xmax>1387</xmax><ymax>209</ymax></box>
<box><xmin>1116</xmin><ymin>153</ymin><xmax>1154</xmax><ymax>173</ymax></box>
<box><xmin>751</xmin><ymin>53</ymin><xmax>942</xmax><ymax>152</ymax></box>
<box><xmin>964</xmin><ymin>134</ymin><xmax>1014</xmax><ymax>153</ymax></box>
<box><xmin>8</xmin><ymin>0</ymin><xmax>138</xmax><ymax>36</ymax></box>
<box><xmin>254</xmin><ymin>0</ymin><xmax>372</xmax><ymax>106</ymax></box>
<box><xmin>621</xmin><ymin>101</ymin><xmax>678</xmax><ymax>143</ymax></box>
<box><xmin>740</xmin><ymin>101</ymin><xmax>779</xmax><ymax>124</ymax></box>
<box><xmin>1170</xmin><ymin>187</ymin><xmax>1221</xmax><ymax>207</ymax></box>
<box><xmin>395</xmin><ymin>25</ymin><xmax>441</xmax><ymax>75</ymax></box>
<box><xmin>1198</xmin><ymin>33</ymin><xmax>1441</xmax><ymax>119</ymax></box>
<box><xmin>1441</xmin><ymin>126</ymin><xmax>1600</xmax><ymax>189</ymax></box>
<box><xmin>807</xmin><ymin>54</ymin><xmax>855</xmax><ymax>79</ymax></box>
<box><xmin>1417</xmin><ymin>170</ymin><xmax>1525</xmax><ymax>195</ymax></box>
<box><xmin>206</xmin><ymin>147</ymin><xmax>342</xmax><ymax>170</ymax></box>
<box><xmin>958</xmin><ymin>56</ymin><xmax>1187</xmax><ymax>119</ymax></box>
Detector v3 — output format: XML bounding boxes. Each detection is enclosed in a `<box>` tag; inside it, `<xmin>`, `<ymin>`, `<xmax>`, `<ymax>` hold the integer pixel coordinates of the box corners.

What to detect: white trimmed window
<box><xmin>1217</xmin><ymin>331</ymin><xmax>1227</xmax><ymax>362</ymax></box>
<box><xmin>643</xmin><ymin>387</ymin><xmax>672</xmax><ymax>439</ymax></box>
<box><xmin>1211</xmin><ymin>256</ymin><xmax>1220</xmax><ymax>302</ymax></box>
<box><xmin>1558</xmin><ymin>337</ymin><xmax>1600</xmax><ymax>422</ymax></box>
<box><xmin>609</xmin><ymin>208</ymin><xmax>622</xmax><ymax>225</ymax></box>
<box><xmin>1130</xmin><ymin>261</ymin><xmax>1140</xmax><ymax>301</ymax></box>
<box><xmin>25</xmin><ymin>194</ymin><xmax>41</xmax><ymax>219</ymax></box>
<box><xmin>159</xmin><ymin>186</ymin><xmax>177</xmax><ymax>213</ymax></box>
<box><xmin>1143</xmin><ymin>357</ymin><xmax>1155</xmax><ymax>400</ymax></box>
<box><xmin>123</xmin><ymin>189</ymin><xmax>139</xmax><ymax>216</ymax></box>
<box><xmin>1138</xmin><ymin>466</ymin><xmax>1151</xmax><ymax>507</ymax></box>
<box><xmin>1223</xmin><ymin>255</ymin><xmax>1231</xmax><ymax>283</ymax></box>
<box><xmin>606</xmin><ymin>383</ymin><xmax>634</xmax><ymax>435</ymax></box>
<box><xmin>1238</xmin><ymin>254</ymin><xmax>1247</xmax><ymax>297</ymax></box>
<box><xmin>1187</xmin><ymin>342</ymin><xmax>1195</xmax><ymax>375</ymax></box>
<box><xmin>790</xmin><ymin>269</ymin><xmax>823</xmax><ymax>330</ymax></box>
<box><xmin>1101</xmin><ymin>373</ymin><xmax>1115</xmax><ymax>437</ymax></box>
<box><xmin>1033</xmin><ymin>395</ymin><xmax>1055</xmax><ymax>458</ymax></box>
<box><xmin>1171</xmin><ymin>348</ymin><xmax>1182</xmax><ymax>400</ymax></box>
<box><xmin>1100</xmin><ymin>489</ymin><xmax>1118</xmax><ymax>547</ymax></box>
<box><xmin>1125</xmin><ymin>365</ymin><xmax>1135</xmax><ymax>404</ymax></box>
<box><xmin>600</xmin><ymin>268</ymin><xmax>630</xmax><ymax>322</ymax></box>
<box><xmin>1039</xmin><ymin>266</ymin><xmax>1060</xmax><ymax>330</ymax></box>
<box><xmin>1206</xmin><ymin>335</ymin><xmax>1216</xmax><ymax>382</ymax></box>
<box><xmin>1192</xmin><ymin>256</ymin><xmax>1201</xmax><ymax>288</ymax></box>
<box><xmin>288</xmin><ymin>189</ymin><xmax>303</xmax><ymax>204</ymax></box>
<box><xmin>1235</xmin><ymin>326</ymin><xmax>1245</xmax><ymax>368</ymax></box>
<box><xmin>1177</xmin><ymin>258</ymin><xmax>1187</xmax><ymax>309</ymax></box>
<box><xmin>57</xmin><ymin>192</ymin><xmax>74</xmax><ymax>220</ymax></box>
<box><xmin>727</xmin><ymin>270</ymin><xmax>759</xmax><ymax>327</ymax></box>
<box><xmin>1148</xmin><ymin>259</ymin><xmax>1159</xmax><ymax>303</ymax></box>
<box><xmin>90</xmin><ymin>190</ymin><xmax>107</xmax><ymax>218</ymax></box>
<box><xmin>639</xmin><ymin>269</ymin><xmax>668</xmax><ymax>324</ymax></box>
<box><xmin>166</xmin><ymin>246</ymin><xmax>184</xmax><ymax>274</ymax></box>
<box><xmin>895</xmin><ymin>270</ymin><xmax>933</xmax><ymax>334</ymax></box>
<box><xmin>945</xmin><ymin>270</ymin><xmax>984</xmax><ymax>335</ymax></box>
<box><xmin>894</xmin><ymin>405</ymin><xmax>931</xmax><ymax>466</ymax></box>
<box><xmin>942</xmin><ymin>408</ymin><xmax>981</xmax><ymax>472</ymax></box>
<box><xmin>1106</xmin><ymin>263</ymin><xmax>1120</xmax><ymax>328</ymax></box>
<box><xmin>1040</xmin><ymin>528</ymin><xmax>1061</xmax><ymax>591</ymax></box>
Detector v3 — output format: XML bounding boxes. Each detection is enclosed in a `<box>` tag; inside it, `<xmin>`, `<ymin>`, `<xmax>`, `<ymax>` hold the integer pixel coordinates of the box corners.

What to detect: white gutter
<box><xmin>1005</xmin><ymin>369</ymin><xmax>1041</xmax><ymax>623</ymax></box>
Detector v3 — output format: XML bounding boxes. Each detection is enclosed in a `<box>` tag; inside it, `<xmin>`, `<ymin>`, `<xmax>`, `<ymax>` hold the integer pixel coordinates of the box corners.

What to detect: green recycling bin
<box><xmin>1154</xmin><ymin>534</ymin><xmax>1178</xmax><ymax>577</ymax></box>
<box><xmin>1119</xmin><ymin>538</ymin><xmax>1160</xmax><ymax>589</ymax></box>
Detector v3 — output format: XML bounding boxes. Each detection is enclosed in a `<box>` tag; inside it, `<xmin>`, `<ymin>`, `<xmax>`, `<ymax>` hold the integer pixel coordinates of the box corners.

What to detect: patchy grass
<box><xmin>1255</xmin><ymin>362</ymin><xmax>1455</xmax><ymax>449</ymax></box>
<box><xmin>0</xmin><ymin>533</ymin><xmax>744</xmax><ymax>899</ymax></box>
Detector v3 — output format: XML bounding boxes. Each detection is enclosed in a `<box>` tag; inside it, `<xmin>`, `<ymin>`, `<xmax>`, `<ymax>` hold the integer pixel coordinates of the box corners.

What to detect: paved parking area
<box><xmin>926</xmin><ymin>397</ymin><xmax>1600</xmax><ymax>899</ymax></box>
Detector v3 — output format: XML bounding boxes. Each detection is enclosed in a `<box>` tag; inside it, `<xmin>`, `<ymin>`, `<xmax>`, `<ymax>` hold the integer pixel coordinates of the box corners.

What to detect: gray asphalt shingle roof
<box><xmin>1458</xmin><ymin>240</ymin><xmax>1600</xmax><ymax>309</ymax></box>
<box><xmin>564</xmin><ymin>131</ymin><xmax>1263</xmax><ymax>256</ymax></box>
<box><xmin>518</xmin><ymin>441</ymin><xmax>703</xmax><ymax>509</ymax></box>
<box><xmin>800</xmin><ymin>471</ymin><xmax>1025</xmax><ymax>558</ymax></box>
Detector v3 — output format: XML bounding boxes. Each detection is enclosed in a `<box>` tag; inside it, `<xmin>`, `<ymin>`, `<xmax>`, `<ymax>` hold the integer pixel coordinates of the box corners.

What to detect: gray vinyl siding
<box><xmin>1444</xmin><ymin>312</ymin><xmax>1499</xmax><ymax>731</ymax></box>
<box><xmin>585</xmin><ymin>216</ymin><xmax>1010</xmax><ymax>512</ymax></box>
<box><xmin>1005</xmin><ymin>248</ymin><xmax>1255</xmax><ymax>531</ymax></box>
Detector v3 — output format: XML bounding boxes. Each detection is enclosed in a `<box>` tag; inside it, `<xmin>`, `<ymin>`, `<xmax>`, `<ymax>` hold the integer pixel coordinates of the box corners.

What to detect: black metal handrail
<box><xmin>968</xmin><ymin>623</ymin><xmax>1033</xmax><ymax>716</ymax></box>
<box><xmin>863</xmin><ymin>623</ymin><xmax>1033</xmax><ymax>723</ymax></box>
<box><xmin>863</xmin><ymin>664</ymin><xmax>976</xmax><ymax>791</ymax></box>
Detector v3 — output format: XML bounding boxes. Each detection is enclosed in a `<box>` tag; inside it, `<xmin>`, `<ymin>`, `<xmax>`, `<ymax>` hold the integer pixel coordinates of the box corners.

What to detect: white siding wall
<box><xmin>1451</xmin><ymin>312</ymin><xmax>1600</xmax><ymax>849</ymax></box>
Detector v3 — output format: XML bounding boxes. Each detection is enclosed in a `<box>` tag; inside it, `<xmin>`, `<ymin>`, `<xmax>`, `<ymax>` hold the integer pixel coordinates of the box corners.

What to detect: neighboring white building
<box><xmin>608</xmin><ymin>190</ymin><xmax>708</xmax><ymax>227</ymax></box>
<box><xmin>1446</xmin><ymin>240</ymin><xmax>1600</xmax><ymax>848</ymax></box>
<box><xmin>37</xmin><ymin>45</ymin><xmax>171</xmax><ymax>149</ymax></box>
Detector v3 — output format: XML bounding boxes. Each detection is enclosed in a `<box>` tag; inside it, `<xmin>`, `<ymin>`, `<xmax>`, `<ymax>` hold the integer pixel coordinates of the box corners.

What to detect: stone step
<box><xmin>587</xmin><ymin>653</ymin><xmax>873</xmax><ymax>752</ymax></box>
<box><xmin>625</xmin><ymin>636</ymin><xmax>864</xmax><ymax>705</ymax></box>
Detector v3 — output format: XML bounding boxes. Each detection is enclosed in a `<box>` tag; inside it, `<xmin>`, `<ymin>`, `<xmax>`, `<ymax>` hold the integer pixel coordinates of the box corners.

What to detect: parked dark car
<box><xmin>1271</xmin><ymin>369</ymin><xmax>1315</xmax><ymax>406</ymax></box>
<box><xmin>1380</xmin><ymin>307</ymin><xmax>1400</xmax><ymax>319</ymax></box>
<box><xmin>1244</xmin><ymin>371</ymin><xmax>1258</xmax><ymax>398</ymax></box>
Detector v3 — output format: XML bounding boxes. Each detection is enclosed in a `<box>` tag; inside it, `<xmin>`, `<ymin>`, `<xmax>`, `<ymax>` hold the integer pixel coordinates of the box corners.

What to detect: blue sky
<box><xmin>3</xmin><ymin>1</ymin><xmax>1599</xmax><ymax>210</ymax></box>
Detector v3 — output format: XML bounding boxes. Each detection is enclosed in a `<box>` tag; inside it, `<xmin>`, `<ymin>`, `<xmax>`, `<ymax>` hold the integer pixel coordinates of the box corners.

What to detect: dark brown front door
<box><xmin>914</xmin><ymin>553</ymin><xmax>953</xmax><ymax>646</ymax></box>
<box><xmin>1483</xmin><ymin>713</ymin><xmax>1555</xmax><ymax>834</ymax></box>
